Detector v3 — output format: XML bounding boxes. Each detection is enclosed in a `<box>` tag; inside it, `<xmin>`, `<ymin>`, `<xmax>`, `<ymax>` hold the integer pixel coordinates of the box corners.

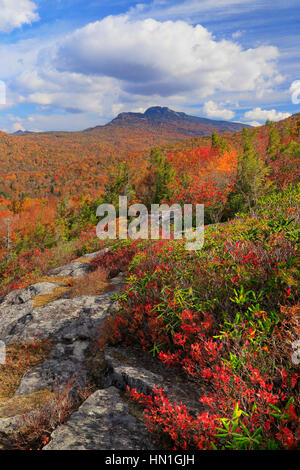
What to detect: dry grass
<box><xmin>0</xmin><ymin>340</ymin><xmax>52</xmax><ymax>404</ymax></box>
<box><xmin>5</xmin><ymin>381</ymin><xmax>96</xmax><ymax>450</ymax></box>
<box><xmin>34</xmin><ymin>275</ymin><xmax>74</xmax><ymax>286</ymax></box>
<box><xmin>33</xmin><ymin>285</ymin><xmax>71</xmax><ymax>308</ymax></box>
<box><xmin>0</xmin><ymin>388</ymin><xmax>54</xmax><ymax>419</ymax></box>
<box><xmin>112</xmin><ymin>351</ymin><xmax>131</xmax><ymax>365</ymax></box>
<box><xmin>69</xmin><ymin>268</ymin><xmax>111</xmax><ymax>298</ymax></box>
<box><xmin>73</xmin><ymin>256</ymin><xmax>93</xmax><ymax>264</ymax></box>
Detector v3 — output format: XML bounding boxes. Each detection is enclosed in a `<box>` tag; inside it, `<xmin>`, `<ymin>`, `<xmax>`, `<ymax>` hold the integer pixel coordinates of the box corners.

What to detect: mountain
<box><xmin>88</xmin><ymin>106</ymin><xmax>249</xmax><ymax>138</ymax></box>
<box><xmin>3</xmin><ymin>108</ymin><xmax>298</xmax><ymax>202</ymax></box>
<box><xmin>13</xmin><ymin>130</ymin><xmax>35</xmax><ymax>136</ymax></box>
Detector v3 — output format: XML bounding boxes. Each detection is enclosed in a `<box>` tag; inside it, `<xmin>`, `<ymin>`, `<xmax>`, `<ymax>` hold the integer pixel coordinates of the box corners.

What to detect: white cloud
<box><xmin>14</xmin><ymin>67</ymin><xmax>124</xmax><ymax>115</ymax></box>
<box><xmin>290</xmin><ymin>80</ymin><xmax>300</xmax><ymax>105</ymax></box>
<box><xmin>244</xmin><ymin>107</ymin><xmax>291</xmax><ymax>122</ymax></box>
<box><xmin>128</xmin><ymin>0</ymin><xmax>294</xmax><ymax>22</ymax></box>
<box><xmin>0</xmin><ymin>0</ymin><xmax>39</xmax><ymax>32</ymax></box>
<box><xmin>245</xmin><ymin>121</ymin><xmax>262</xmax><ymax>127</ymax></box>
<box><xmin>52</xmin><ymin>16</ymin><xmax>282</xmax><ymax>100</ymax></box>
<box><xmin>0</xmin><ymin>14</ymin><xmax>288</xmax><ymax>130</ymax></box>
<box><xmin>12</xmin><ymin>122</ymin><xmax>25</xmax><ymax>132</ymax></box>
<box><xmin>0</xmin><ymin>38</ymin><xmax>44</xmax><ymax>81</ymax></box>
<box><xmin>232</xmin><ymin>30</ymin><xmax>243</xmax><ymax>39</ymax></box>
<box><xmin>203</xmin><ymin>100</ymin><xmax>235</xmax><ymax>120</ymax></box>
<box><xmin>0</xmin><ymin>80</ymin><xmax>5</xmax><ymax>105</ymax></box>
<box><xmin>129</xmin><ymin>0</ymin><xmax>250</xmax><ymax>19</ymax></box>
<box><xmin>8</xmin><ymin>112</ymin><xmax>105</xmax><ymax>133</ymax></box>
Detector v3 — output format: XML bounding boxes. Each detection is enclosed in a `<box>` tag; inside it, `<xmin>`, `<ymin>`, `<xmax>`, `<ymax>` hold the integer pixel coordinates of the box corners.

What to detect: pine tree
<box><xmin>103</xmin><ymin>162</ymin><xmax>135</xmax><ymax>209</ymax></box>
<box><xmin>150</xmin><ymin>148</ymin><xmax>175</xmax><ymax>204</ymax></box>
<box><xmin>233</xmin><ymin>128</ymin><xmax>272</xmax><ymax>215</ymax></box>
<box><xmin>266</xmin><ymin>122</ymin><xmax>281</xmax><ymax>161</ymax></box>
<box><xmin>211</xmin><ymin>131</ymin><xmax>230</xmax><ymax>153</ymax></box>
<box><xmin>211</xmin><ymin>131</ymin><xmax>221</xmax><ymax>149</ymax></box>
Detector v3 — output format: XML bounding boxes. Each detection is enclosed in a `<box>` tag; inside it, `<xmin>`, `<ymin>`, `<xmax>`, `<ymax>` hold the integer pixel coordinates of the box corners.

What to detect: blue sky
<box><xmin>0</xmin><ymin>0</ymin><xmax>299</xmax><ymax>132</ymax></box>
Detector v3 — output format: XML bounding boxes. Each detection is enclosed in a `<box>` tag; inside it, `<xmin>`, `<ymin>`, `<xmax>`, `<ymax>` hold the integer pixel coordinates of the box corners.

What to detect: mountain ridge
<box><xmin>6</xmin><ymin>106</ymin><xmax>249</xmax><ymax>137</ymax></box>
<box><xmin>86</xmin><ymin>106</ymin><xmax>250</xmax><ymax>136</ymax></box>
<box><xmin>112</xmin><ymin>106</ymin><xmax>245</xmax><ymax>126</ymax></box>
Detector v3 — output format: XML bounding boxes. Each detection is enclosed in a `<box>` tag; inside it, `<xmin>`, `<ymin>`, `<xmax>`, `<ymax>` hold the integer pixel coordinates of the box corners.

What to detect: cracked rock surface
<box><xmin>43</xmin><ymin>387</ymin><xmax>152</xmax><ymax>450</ymax></box>
<box><xmin>0</xmin><ymin>250</ymin><xmax>202</xmax><ymax>450</ymax></box>
<box><xmin>103</xmin><ymin>345</ymin><xmax>206</xmax><ymax>415</ymax></box>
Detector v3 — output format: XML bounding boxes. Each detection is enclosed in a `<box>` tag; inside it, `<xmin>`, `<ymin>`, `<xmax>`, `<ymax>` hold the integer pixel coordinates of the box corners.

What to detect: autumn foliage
<box><xmin>0</xmin><ymin>113</ymin><xmax>299</xmax><ymax>450</ymax></box>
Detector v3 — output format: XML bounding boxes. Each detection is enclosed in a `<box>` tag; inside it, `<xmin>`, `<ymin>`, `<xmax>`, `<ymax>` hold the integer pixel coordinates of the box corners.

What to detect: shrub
<box><xmin>101</xmin><ymin>203</ymin><xmax>299</xmax><ymax>450</ymax></box>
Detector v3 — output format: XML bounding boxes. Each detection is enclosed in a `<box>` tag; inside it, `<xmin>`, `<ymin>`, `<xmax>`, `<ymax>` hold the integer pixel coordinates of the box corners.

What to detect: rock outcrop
<box><xmin>43</xmin><ymin>387</ymin><xmax>152</xmax><ymax>450</ymax></box>
<box><xmin>0</xmin><ymin>249</ymin><xmax>202</xmax><ymax>450</ymax></box>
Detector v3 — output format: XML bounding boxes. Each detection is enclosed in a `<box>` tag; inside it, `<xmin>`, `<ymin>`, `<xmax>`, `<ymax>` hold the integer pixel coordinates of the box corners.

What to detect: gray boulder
<box><xmin>43</xmin><ymin>387</ymin><xmax>152</xmax><ymax>450</ymax></box>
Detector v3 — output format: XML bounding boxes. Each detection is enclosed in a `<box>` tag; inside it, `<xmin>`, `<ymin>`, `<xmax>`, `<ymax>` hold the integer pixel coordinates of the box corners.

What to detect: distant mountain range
<box><xmin>86</xmin><ymin>106</ymin><xmax>250</xmax><ymax>137</ymax></box>
<box><xmin>13</xmin><ymin>130</ymin><xmax>35</xmax><ymax>136</ymax></box>
<box><xmin>12</xmin><ymin>106</ymin><xmax>249</xmax><ymax>139</ymax></box>
<box><xmin>1</xmin><ymin>110</ymin><xmax>298</xmax><ymax>201</ymax></box>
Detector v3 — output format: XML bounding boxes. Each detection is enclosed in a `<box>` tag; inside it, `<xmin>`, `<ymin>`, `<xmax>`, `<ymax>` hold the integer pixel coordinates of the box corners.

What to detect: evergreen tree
<box><xmin>211</xmin><ymin>131</ymin><xmax>230</xmax><ymax>153</ymax></box>
<box><xmin>103</xmin><ymin>162</ymin><xmax>135</xmax><ymax>209</ymax></box>
<box><xmin>150</xmin><ymin>148</ymin><xmax>175</xmax><ymax>204</ymax></box>
<box><xmin>231</xmin><ymin>128</ymin><xmax>272</xmax><ymax>215</ymax></box>
<box><xmin>266</xmin><ymin>122</ymin><xmax>281</xmax><ymax>161</ymax></box>
<box><xmin>211</xmin><ymin>131</ymin><xmax>221</xmax><ymax>149</ymax></box>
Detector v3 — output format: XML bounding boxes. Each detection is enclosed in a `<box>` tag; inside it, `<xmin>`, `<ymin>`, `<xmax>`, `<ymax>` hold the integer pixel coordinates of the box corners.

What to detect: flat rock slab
<box><xmin>0</xmin><ymin>282</ymin><xmax>61</xmax><ymax>341</ymax></box>
<box><xmin>80</xmin><ymin>249</ymin><xmax>109</xmax><ymax>260</ymax></box>
<box><xmin>44</xmin><ymin>387</ymin><xmax>152</xmax><ymax>450</ymax></box>
<box><xmin>3</xmin><ymin>292</ymin><xmax>115</xmax><ymax>345</ymax></box>
<box><xmin>103</xmin><ymin>345</ymin><xmax>206</xmax><ymax>415</ymax></box>
<box><xmin>47</xmin><ymin>262</ymin><xmax>92</xmax><ymax>279</ymax></box>
<box><xmin>15</xmin><ymin>356</ymin><xmax>89</xmax><ymax>396</ymax></box>
<box><xmin>47</xmin><ymin>248</ymin><xmax>109</xmax><ymax>279</ymax></box>
<box><xmin>0</xmin><ymin>416</ymin><xmax>21</xmax><ymax>437</ymax></box>
<box><xmin>0</xmin><ymin>247</ymin><xmax>112</xmax><ymax>344</ymax></box>
<box><xmin>10</xmin><ymin>293</ymin><xmax>117</xmax><ymax>396</ymax></box>
<box><xmin>103</xmin><ymin>347</ymin><xmax>162</xmax><ymax>395</ymax></box>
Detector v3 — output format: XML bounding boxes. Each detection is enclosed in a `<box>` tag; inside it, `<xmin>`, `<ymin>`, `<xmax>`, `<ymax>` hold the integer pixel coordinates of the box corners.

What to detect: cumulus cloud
<box><xmin>52</xmin><ymin>16</ymin><xmax>282</xmax><ymax>100</ymax></box>
<box><xmin>0</xmin><ymin>38</ymin><xmax>43</xmax><ymax>81</ymax></box>
<box><xmin>0</xmin><ymin>14</ymin><xmax>288</xmax><ymax>130</ymax></box>
<box><xmin>13</xmin><ymin>67</ymin><xmax>124</xmax><ymax>115</ymax></box>
<box><xmin>12</xmin><ymin>122</ymin><xmax>25</xmax><ymax>132</ymax></box>
<box><xmin>0</xmin><ymin>0</ymin><xmax>39</xmax><ymax>32</ymax></box>
<box><xmin>245</xmin><ymin>121</ymin><xmax>262</xmax><ymax>127</ymax></box>
<box><xmin>244</xmin><ymin>107</ymin><xmax>291</xmax><ymax>122</ymax></box>
<box><xmin>8</xmin><ymin>112</ymin><xmax>108</xmax><ymax>133</ymax></box>
<box><xmin>290</xmin><ymin>80</ymin><xmax>300</xmax><ymax>105</ymax></box>
<box><xmin>203</xmin><ymin>100</ymin><xmax>235</xmax><ymax>120</ymax></box>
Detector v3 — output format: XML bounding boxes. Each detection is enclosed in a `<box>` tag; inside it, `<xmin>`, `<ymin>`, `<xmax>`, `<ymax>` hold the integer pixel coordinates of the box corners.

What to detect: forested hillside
<box><xmin>0</xmin><ymin>113</ymin><xmax>299</xmax><ymax>295</ymax></box>
<box><xmin>0</xmin><ymin>111</ymin><xmax>299</xmax><ymax>450</ymax></box>
<box><xmin>0</xmin><ymin>107</ymin><xmax>247</xmax><ymax>200</ymax></box>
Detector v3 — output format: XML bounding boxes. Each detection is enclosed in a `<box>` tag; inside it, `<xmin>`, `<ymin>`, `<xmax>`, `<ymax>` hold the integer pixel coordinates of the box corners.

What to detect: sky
<box><xmin>0</xmin><ymin>0</ymin><xmax>299</xmax><ymax>132</ymax></box>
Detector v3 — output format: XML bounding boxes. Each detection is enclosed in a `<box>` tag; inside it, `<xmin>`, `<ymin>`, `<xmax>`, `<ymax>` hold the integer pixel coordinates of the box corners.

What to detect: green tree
<box><xmin>103</xmin><ymin>162</ymin><xmax>135</xmax><ymax>209</ymax></box>
<box><xmin>211</xmin><ymin>131</ymin><xmax>230</xmax><ymax>153</ymax></box>
<box><xmin>266</xmin><ymin>122</ymin><xmax>281</xmax><ymax>161</ymax></box>
<box><xmin>232</xmin><ymin>128</ymin><xmax>272</xmax><ymax>215</ymax></box>
<box><xmin>150</xmin><ymin>148</ymin><xmax>175</xmax><ymax>204</ymax></box>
